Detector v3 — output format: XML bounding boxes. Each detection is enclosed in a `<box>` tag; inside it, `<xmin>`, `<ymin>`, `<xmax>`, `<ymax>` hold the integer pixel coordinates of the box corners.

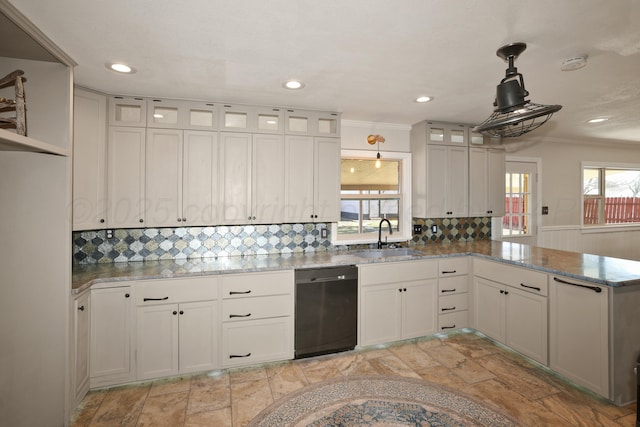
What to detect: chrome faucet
<box><xmin>377</xmin><ymin>218</ymin><xmax>393</xmax><ymax>249</ymax></box>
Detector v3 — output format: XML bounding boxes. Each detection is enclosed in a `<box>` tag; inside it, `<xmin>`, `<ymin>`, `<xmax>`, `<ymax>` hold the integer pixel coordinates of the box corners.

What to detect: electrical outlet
<box><xmin>431</xmin><ymin>225</ymin><xmax>438</xmax><ymax>234</ymax></box>
<box><xmin>412</xmin><ymin>224</ymin><xmax>423</xmax><ymax>234</ymax></box>
<box><xmin>542</xmin><ymin>206</ymin><xmax>549</xmax><ymax>215</ymax></box>
<box><xmin>320</xmin><ymin>228</ymin><xmax>328</xmax><ymax>238</ymax></box>
<box><xmin>106</xmin><ymin>229</ymin><xmax>114</xmax><ymax>239</ymax></box>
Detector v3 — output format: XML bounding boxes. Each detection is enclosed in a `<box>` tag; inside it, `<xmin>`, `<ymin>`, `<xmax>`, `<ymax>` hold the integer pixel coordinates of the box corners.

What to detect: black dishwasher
<box><xmin>295</xmin><ymin>265</ymin><xmax>358</xmax><ymax>359</ymax></box>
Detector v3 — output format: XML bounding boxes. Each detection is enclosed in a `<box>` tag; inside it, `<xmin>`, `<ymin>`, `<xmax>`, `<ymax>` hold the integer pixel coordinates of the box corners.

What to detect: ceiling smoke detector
<box><xmin>473</xmin><ymin>42</ymin><xmax>562</xmax><ymax>138</ymax></box>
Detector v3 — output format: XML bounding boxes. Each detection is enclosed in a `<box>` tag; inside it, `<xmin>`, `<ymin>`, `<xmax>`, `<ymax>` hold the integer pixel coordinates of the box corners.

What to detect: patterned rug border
<box><xmin>248</xmin><ymin>375</ymin><xmax>517</xmax><ymax>426</ymax></box>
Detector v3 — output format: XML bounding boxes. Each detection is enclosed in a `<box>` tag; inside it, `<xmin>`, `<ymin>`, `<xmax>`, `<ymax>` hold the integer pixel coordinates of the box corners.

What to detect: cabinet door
<box><xmin>314</xmin><ymin>137</ymin><xmax>340</xmax><ymax>222</ymax></box>
<box><xmin>486</xmin><ymin>149</ymin><xmax>506</xmax><ymax>216</ymax></box>
<box><xmin>72</xmin><ymin>292</ymin><xmax>90</xmax><ymax>405</ymax></box>
<box><xmin>252</xmin><ymin>134</ymin><xmax>285</xmax><ymax>223</ymax></box>
<box><xmin>402</xmin><ymin>279</ymin><xmax>438</xmax><ymax>339</ymax></box>
<box><xmin>468</xmin><ymin>147</ymin><xmax>489</xmax><ymax>217</ymax></box>
<box><xmin>506</xmin><ymin>286</ymin><xmax>548</xmax><ymax>364</ymax></box>
<box><xmin>360</xmin><ymin>283</ymin><xmax>402</xmax><ymax>346</ymax></box>
<box><xmin>145</xmin><ymin>128</ymin><xmax>183</xmax><ymax>227</ymax></box>
<box><xmin>137</xmin><ymin>304</ymin><xmax>179</xmax><ymax>380</ymax></box>
<box><xmin>448</xmin><ymin>146</ymin><xmax>468</xmax><ymax>217</ymax></box>
<box><xmin>183</xmin><ymin>131</ymin><xmax>218</xmax><ymax>225</ymax></box>
<box><xmin>179</xmin><ymin>301</ymin><xmax>219</xmax><ymax>374</ymax></box>
<box><xmin>107</xmin><ymin>127</ymin><xmax>146</xmax><ymax>228</ymax></box>
<box><xmin>219</xmin><ymin>132</ymin><xmax>252</xmax><ymax>224</ymax></box>
<box><xmin>426</xmin><ymin>145</ymin><xmax>447</xmax><ymax>217</ymax></box>
<box><xmin>471</xmin><ymin>277</ymin><xmax>506</xmax><ymax>343</ymax></box>
<box><xmin>549</xmin><ymin>277</ymin><xmax>609</xmax><ymax>397</ymax></box>
<box><xmin>73</xmin><ymin>89</ymin><xmax>107</xmax><ymax>230</ymax></box>
<box><xmin>284</xmin><ymin>135</ymin><xmax>315</xmax><ymax>222</ymax></box>
<box><xmin>109</xmin><ymin>96</ymin><xmax>146</xmax><ymax>127</ymax></box>
<box><xmin>90</xmin><ymin>287</ymin><xmax>132</xmax><ymax>385</ymax></box>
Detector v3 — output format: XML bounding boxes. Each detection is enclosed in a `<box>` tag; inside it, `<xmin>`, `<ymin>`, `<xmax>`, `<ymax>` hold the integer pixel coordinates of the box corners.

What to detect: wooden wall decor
<box><xmin>0</xmin><ymin>70</ymin><xmax>27</xmax><ymax>136</ymax></box>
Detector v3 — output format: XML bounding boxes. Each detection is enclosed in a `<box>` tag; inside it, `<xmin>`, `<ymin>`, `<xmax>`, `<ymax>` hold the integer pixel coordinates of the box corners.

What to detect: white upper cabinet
<box><xmin>73</xmin><ymin>89</ymin><xmax>107</xmax><ymax>230</ymax></box>
<box><xmin>147</xmin><ymin>99</ymin><xmax>217</xmax><ymax>131</ymax></box>
<box><xmin>107</xmin><ymin>126</ymin><xmax>146</xmax><ymax>228</ymax></box>
<box><xmin>182</xmin><ymin>130</ymin><xmax>219</xmax><ymax>226</ymax></box>
<box><xmin>108</xmin><ymin>96</ymin><xmax>147</xmax><ymax>127</ymax></box>
<box><xmin>221</xmin><ymin>104</ymin><xmax>284</xmax><ymax>134</ymax></box>
<box><xmin>469</xmin><ymin>147</ymin><xmax>505</xmax><ymax>217</ymax></box>
<box><xmin>285</xmin><ymin>109</ymin><xmax>340</xmax><ymax>137</ymax></box>
<box><xmin>423</xmin><ymin>122</ymin><xmax>468</xmax><ymax>146</ymax></box>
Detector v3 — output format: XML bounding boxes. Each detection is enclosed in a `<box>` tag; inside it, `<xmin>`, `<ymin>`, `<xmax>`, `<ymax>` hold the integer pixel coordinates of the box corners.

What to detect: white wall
<box><xmin>506</xmin><ymin>135</ymin><xmax>640</xmax><ymax>260</ymax></box>
<box><xmin>341</xmin><ymin>120</ymin><xmax>411</xmax><ymax>152</ymax></box>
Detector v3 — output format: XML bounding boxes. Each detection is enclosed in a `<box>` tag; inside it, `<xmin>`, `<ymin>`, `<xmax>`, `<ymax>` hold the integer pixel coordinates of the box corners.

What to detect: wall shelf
<box><xmin>0</xmin><ymin>128</ymin><xmax>69</xmax><ymax>156</ymax></box>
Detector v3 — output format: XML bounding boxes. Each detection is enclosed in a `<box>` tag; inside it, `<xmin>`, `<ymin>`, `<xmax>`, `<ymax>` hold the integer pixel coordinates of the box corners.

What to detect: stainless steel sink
<box><xmin>352</xmin><ymin>248</ymin><xmax>423</xmax><ymax>259</ymax></box>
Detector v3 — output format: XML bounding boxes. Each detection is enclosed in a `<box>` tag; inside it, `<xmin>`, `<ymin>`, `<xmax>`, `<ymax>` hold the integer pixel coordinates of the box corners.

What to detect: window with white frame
<box><xmin>583</xmin><ymin>164</ymin><xmax>640</xmax><ymax>226</ymax></box>
<box><xmin>334</xmin><ymin>150</ymin><xmax>411</xmax><ymax>244</ymax></box>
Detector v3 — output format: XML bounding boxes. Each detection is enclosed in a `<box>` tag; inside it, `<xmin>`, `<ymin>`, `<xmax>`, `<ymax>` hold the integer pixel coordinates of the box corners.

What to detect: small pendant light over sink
<box><xmin>473</xmin><ymin>42</ymin><xmax>562</xmax><ymax>138</ymax></box>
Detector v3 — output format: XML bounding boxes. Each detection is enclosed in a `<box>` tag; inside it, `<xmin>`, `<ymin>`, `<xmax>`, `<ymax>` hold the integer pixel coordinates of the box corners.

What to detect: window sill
<box><xmin>332</xmin><ymin>234</ymin><xmax>411</xmax><ymax>247</ymax></box>
<box><xmin>581</xmin><ymin>224</ymin><xmax>640</xmax><ymax>234</ymax></box>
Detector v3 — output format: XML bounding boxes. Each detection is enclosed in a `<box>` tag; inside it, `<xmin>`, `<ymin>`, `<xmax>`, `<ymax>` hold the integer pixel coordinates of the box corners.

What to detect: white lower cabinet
<box><xmin>359</xmin><ymin>260</ymin><xmax>438</xmax><ymax>346</ymax></box>
<box><xmin>71</xmin><ymin>290</ymin><xmax>90</xmax><ymax>407</ymax></box>
<box><xmin>549</xmin><ymin>275</ymin><xmax>609</xmax><ymax>398</ymax></box>
<box><xmin>135</xmin><ymin>277</ymin><xmax>219</xmax><ymax>380</ymax></box>
<box><xmin>437</xmin><ymin>257</ymin><xmax>470</xmax><ymax>331</ymax></box>
<box><xmin>137</xmin><ymin>300</ymin><xmax>218</xmax><ymax>380</ymax></box>
<box><xmin>90</xmin><ymin>285</ymin><xmax>134</xmax><ymax>387</ymax></box>
<box><xmin>220</xmin><ymin>270</ymin><xmax>294</xmax><ymax>368</ymax></box>
<box><xmin>472</xmin><ymin>258</ymin><xmax>548</xmax><ymax>364</ymax></box>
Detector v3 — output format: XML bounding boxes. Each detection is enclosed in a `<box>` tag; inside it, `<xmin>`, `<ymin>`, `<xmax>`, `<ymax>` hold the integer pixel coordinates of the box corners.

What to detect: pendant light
<box><xmin>473</xmin><ymin>42</ymin><xmax>562</xmax><ymax>138</ymax></box>
<box><xmin>367</xmin><ymin>134</ymin><xmax>385</xmax><ymax>168</ymax></box>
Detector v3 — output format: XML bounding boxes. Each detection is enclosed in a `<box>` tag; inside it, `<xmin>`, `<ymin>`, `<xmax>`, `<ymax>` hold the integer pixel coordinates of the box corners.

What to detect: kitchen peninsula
<box><xmin>72</xmin><ymin>240</ymin><xmax>640</xmax><ymax>408</ymax></box>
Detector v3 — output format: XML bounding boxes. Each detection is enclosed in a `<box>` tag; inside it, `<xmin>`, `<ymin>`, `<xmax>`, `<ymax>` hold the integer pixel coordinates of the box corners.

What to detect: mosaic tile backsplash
<box><xmin>73</xmin><ymin>217</ymin><xmax>491</xmax><ymax>264</ymax></box>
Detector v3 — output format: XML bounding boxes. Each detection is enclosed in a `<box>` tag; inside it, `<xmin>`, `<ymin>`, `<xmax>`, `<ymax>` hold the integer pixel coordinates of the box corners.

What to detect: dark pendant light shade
<box><xmin>473</xmin><ymin>42</ymin><xmax>562</xmax><ymax>138</ymax></box>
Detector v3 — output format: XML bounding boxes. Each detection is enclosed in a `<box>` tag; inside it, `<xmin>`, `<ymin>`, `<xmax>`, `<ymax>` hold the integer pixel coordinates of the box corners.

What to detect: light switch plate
<box><xmin>412</xmin><ymin>224</ymin><xmax>423</xmax><ymax>234</ymax></box>
<box><xmin>320</xmin><ymin>228</ymin><xmax>328</xmax><ymax>238</ymax></box>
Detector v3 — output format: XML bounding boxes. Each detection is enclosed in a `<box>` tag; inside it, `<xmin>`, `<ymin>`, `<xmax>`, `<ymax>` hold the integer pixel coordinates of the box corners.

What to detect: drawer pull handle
<box><xmin>441</xmin><ymin>325</ymin><xmax>456</xmax><ymax>330</ymax></box>
<box><xmin>442</xmin><ymin>270</ymin><xmax>457</xmax><ymax>274</ymax></box>
<box><xmin>520</xmin><ymin>283</ymin><xmax>541</xmax><ymax>292</ymax></box>
<box><xmin>553</xmin><ymin>277</ymin><xmax>602</xmax><ymax>293</ymax></box>
<box><xmin>441</xmin><ymin>307</ymin><xmax>456</xmax><ymax>311</ymax></box>
<box><xmin>229</xmin><ymin>313</ymin><xmax>252</xmax><ymax>318</ymax></box>
<box><xmin>230</xmin><ymin>353</ymin><xmax>252</xmax><ymax>359</ymax></box>
<box><xmin>143</xmin><ymin>297</ymin><xmax>169</xmax><ymax>301</ymax></box>
<box><xmin>441</xmin><ymin>288</ymin><xmax>456</xmax><ymax>293</ymax></box>
<box><xmin>230</xmin><ymin>290</ymin><xmax>252</xmax><ymax>295</ymax></box>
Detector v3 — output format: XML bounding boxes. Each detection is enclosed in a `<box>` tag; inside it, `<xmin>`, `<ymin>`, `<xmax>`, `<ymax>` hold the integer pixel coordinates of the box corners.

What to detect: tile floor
<box><xmin>71</xmin><ymin>331</ymin><xmax>637</xmax><ymax>426</ymax></box>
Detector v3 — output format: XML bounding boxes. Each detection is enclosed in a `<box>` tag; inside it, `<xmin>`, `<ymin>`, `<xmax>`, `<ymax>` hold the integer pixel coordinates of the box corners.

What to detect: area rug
<box><xmin>248</xmin><ymin>375</ymin><xmax>516</xmax><ymax>426</ymax></box>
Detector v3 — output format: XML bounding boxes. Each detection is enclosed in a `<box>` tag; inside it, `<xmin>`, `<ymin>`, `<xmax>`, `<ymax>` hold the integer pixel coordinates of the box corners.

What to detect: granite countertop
<box><xmin>71</xmin><ymin>240</ymin><xmax>640</xmax><ymax>294</ymax></box>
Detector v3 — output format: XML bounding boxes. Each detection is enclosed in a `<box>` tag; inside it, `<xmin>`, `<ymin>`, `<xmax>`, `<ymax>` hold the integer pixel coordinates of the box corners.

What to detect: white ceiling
<box><xmin>6</xmin><ymin>0</ymin><xmax>640</xmax><ymax>143</ymax></box>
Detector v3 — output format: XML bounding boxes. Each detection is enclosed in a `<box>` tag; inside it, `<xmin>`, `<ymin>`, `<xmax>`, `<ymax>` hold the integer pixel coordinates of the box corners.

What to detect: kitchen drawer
<box><xmin>135</xmin><ymin>276</ymin><xmax>218</xmax><ymax>305</ymax></box>
<box><xmin>221</xmin><ymin>270</ymin><xmax>293</xmax><ymax>299</ymax></box>
<box><xmin>222</xmin><ymin>317</ymin><xmax>293</xmax><ymax>368</ymax></box>
<box><xmin>438</xmin><ymin>293</ymin><xmax>469</xmax><ymax>314</ymax></box>
<box><xmin>438</xmin><ymin>257</ymin><xmax>469</xmax><ymax>277</ymax></box>
<box><xmin>222</xmin><ymin>294</ymin><xmax>292</xmax><ymax>322</ymax></box>
<box><xmin>473</xmin><ymin>258</ymin><xmax>548</xmax><ymax>296</ymax></box>
<box><xmin>359</xmin><ymin>260</ymin><xmax>438</xmax><ymax>286</ymax></box>
<box><xmin>438</xmin><ymin>311</ymin><xmax>469</xmax><ymax>332</ymax></box>
<box><xmin>438</xmin><ymin>275</ymin><xmax>469</xmax><ymax>295</ymax></box>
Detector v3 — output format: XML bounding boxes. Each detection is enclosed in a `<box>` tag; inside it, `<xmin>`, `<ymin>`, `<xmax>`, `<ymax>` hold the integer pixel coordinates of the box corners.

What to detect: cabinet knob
<box><xmin>125</xmin><ymin>293</ymin><xmax>130</xmax><ymax>298</ymax></box>
<box><xmin>314</xmin><ymin>214</ymin><xmax>318</xmax><ymax>219</ymax></box>
<box><xmin>182</xmin><ymin>218</ymin><xmax>186</xmax><ymax>222</ymax></box>
<box><xmin>179</xmin><ymin>310</ymin><xmax>184</xmax><ymax>315</ymax></box>
<box><xmin>403</xmin><ymin>288</ymin><xmax>407</xmax><ymax>292</ymax></box>
<box><xmin>99</xmin><ymin>219</ymin><xmax>105</xmax><ymax>223</ymax></box>
<box><xmin>78</xmin><ymin>305</ymin><xmax>85</xmax><ymax>311</ymax></box>
<box><xmin>177</xmin><ymin>218</ymin><xmax>182</xmax><ymax>222</ymax></box>
<box><xmin>173</xmin><ymin>311</ymin><xmax>178</xmax><ymax>315</ymax></box>
<box><xmin>139</xmin><ymin>219</ymin><xmax>144</xmax><ymax>223</ymax></box>
<box><xmin>398</xmin><ymin>288</ymin><xmax>402</xmax><ymax>292</ymax></box>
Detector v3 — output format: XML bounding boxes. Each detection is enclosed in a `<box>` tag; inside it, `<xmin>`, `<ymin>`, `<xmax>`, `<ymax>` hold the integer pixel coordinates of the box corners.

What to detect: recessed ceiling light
<box><xmin>106</xmin><ymin>62</ymin><xmax>136</xmax><ymax>74</ymax></box>
<box><xmin>587</xmin><ymin>117</ymin><xmax>609</xmax><ymax>124</ymax></box>
<box><xmin>415</xmin><ymin>96</ymin><xmax>433</xmax><ymax>103</ymax></box>
<box><xmin>283</xmin><ymin>80</ymin><xmax>305</xmax><ymax>90</ymax></box>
